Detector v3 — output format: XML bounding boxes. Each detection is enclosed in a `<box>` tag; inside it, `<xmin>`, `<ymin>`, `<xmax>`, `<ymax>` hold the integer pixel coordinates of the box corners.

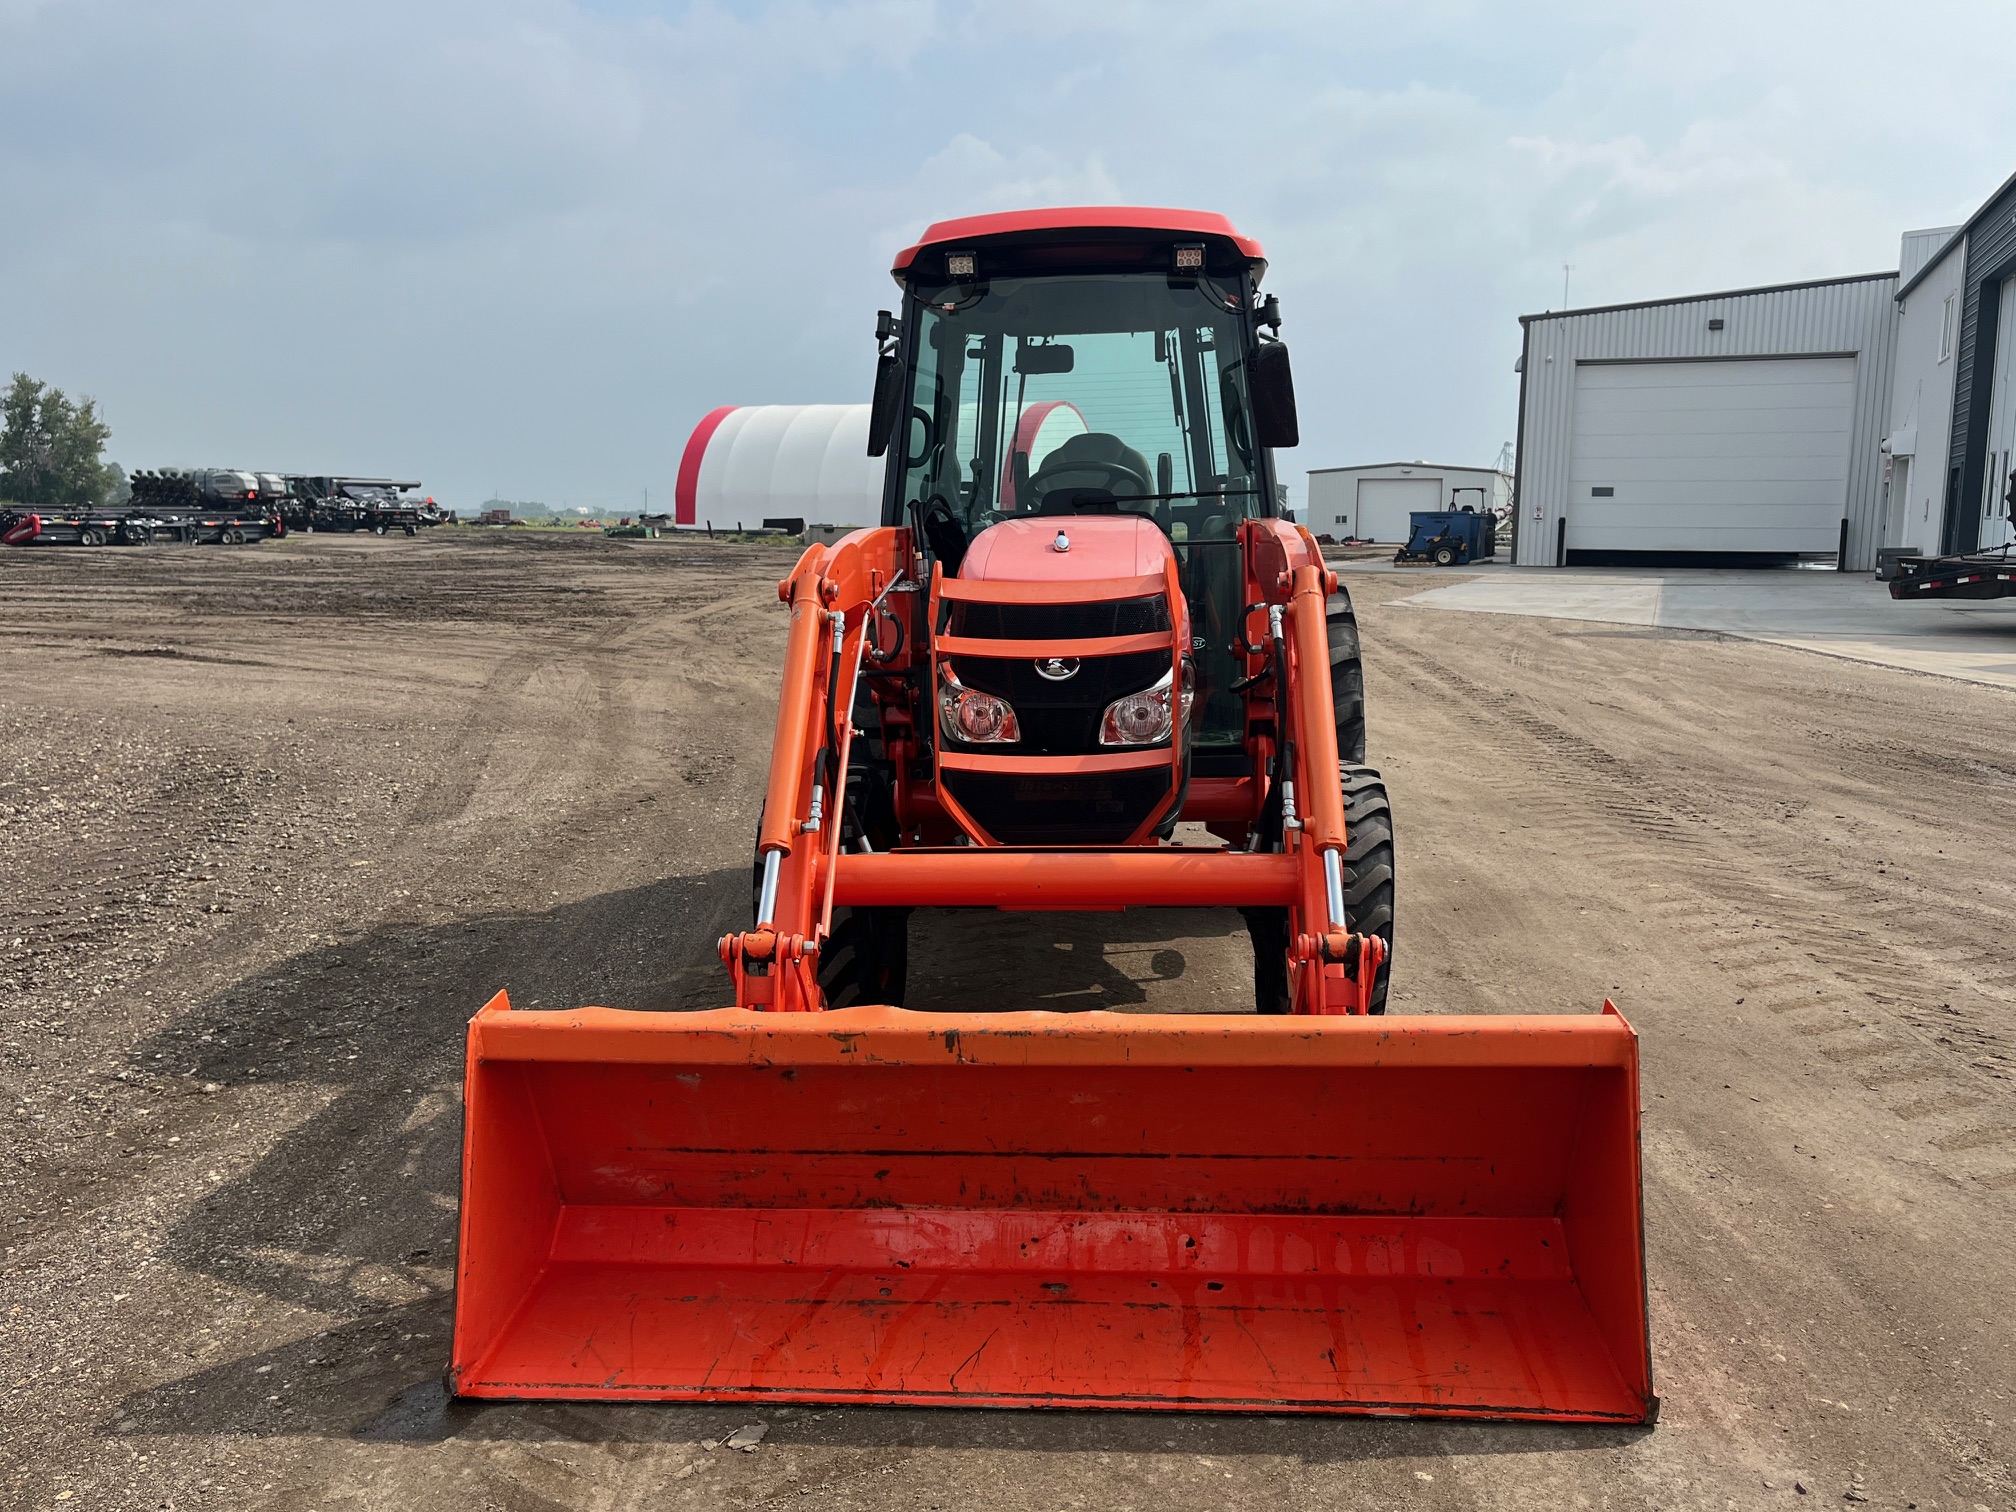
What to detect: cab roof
<box><xmin>892</xmin><ymin>207</ymin><xmax>1265</xmax><ymax>282</ymax></box>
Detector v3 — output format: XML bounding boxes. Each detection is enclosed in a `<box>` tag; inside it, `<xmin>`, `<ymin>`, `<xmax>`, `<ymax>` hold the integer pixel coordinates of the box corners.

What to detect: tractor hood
<box><xmin>960</xmin><ymin>515</ymin><xmax>1174</xmax><ymax>584</ymax></box>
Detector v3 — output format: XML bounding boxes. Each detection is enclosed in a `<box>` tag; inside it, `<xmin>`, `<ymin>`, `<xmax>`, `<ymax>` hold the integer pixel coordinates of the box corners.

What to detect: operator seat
<box><xmin>1031</xmin><ymin>433</ymin><xmax>1153</xmax><ymax>513</ymax></box>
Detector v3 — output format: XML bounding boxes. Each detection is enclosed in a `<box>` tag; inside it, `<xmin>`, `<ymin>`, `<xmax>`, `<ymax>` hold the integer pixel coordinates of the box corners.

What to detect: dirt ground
<box><xmin>1</xmin><ymin>529</ymin><xmax>2011</xmax><ymax>1511</ymax></box>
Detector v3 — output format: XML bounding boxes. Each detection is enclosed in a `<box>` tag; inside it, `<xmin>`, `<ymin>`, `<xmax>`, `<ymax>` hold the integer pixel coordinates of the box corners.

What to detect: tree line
<box><xmin>0</xmin><ymin>373</ymin><xmax>125</xmax><ymax>506</ymax></box>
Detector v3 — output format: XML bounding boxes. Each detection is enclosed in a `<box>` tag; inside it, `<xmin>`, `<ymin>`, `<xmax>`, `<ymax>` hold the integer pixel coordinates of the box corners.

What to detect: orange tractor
<box><xmin>449</xmin><ymin>209</ymin><xmax>1654</xmax><ymax>1421</ymax></box>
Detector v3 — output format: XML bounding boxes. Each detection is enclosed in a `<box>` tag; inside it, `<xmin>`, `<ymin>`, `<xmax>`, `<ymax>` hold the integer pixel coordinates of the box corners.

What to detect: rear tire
<box><xmin>1240</xmin><ymin>763</ymin><xmax>1395</xmax><ymax>1016</ymax></box>
<box><xmin>1433</xmin><ymin>544</ymin><xmax>1457</xmax><ymax>566</ymax></box>
<box><xmin>1327</xmin><ymin>587</ymin><xmax>1367</xmax><ymax>765</ymax></box>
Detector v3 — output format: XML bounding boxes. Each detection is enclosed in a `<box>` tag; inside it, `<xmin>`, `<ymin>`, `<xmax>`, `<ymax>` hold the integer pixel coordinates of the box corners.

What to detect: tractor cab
<box><xmin>871</xmin><ymin>210</ymin><xmax>1301</xmax><ymax>787</ymax></box>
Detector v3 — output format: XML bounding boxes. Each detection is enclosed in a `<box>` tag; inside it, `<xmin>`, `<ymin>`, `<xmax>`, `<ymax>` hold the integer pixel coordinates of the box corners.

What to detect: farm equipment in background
<box><xmin>448</xmin><ymin>208</ymin><xmax>1653</xmax><ymax>1423</ymax></box>
<box><xmin>282</xmin><ymin>476</ymin><xmax>438</xmax><ymax>535</ymax></box>
<box><xmin>3</xmin><ymin>469</ymin><xmax>282</xmax><ymax>547</ymax></box>
<box><xmin>0</xmin><ymin>506</ymin><xmax>277</xmax><ymax>547</ymax></box>
<box><xmin>1394</xmin><ymin>492</ymin><xmax>1497</xmax><ymax>566</ymax></box>
<box><xmin>0</xmin><ymin>466</ymin><xmax>447</xmax><ymax>548</ymax></box>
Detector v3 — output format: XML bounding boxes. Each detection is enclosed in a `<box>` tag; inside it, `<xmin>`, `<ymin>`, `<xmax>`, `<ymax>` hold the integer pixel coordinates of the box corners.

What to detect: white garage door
<box><xmin>1355</xmin><ymin>477</ymin><xmax>1441</xmax><ymax>542</ymax></box>
<box><xmin>1569</xmin><ymin>357</ymin><xmax>1856</xmax><ymax>553</ymax></box>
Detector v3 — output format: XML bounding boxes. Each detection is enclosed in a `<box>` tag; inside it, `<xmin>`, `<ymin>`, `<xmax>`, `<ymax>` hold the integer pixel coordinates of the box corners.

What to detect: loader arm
<box><xmin>725</xmin><ymin>527</ymin><xmax>916</xmax><ymax>1010</ymax></box>
<box><xmin>721</xmin><ymin>525</ymin><xmax>1383</xmax><ymax>1015</ymax></box>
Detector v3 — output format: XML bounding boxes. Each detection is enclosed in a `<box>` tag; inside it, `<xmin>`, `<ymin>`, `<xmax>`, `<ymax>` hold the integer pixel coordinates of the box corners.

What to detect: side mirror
<box><xmin>1252</xmin><ymin>342</ymin><xmax>1298</xmax><ymax>449</ymax></box>
<box><xmin>867</xmin><ymin>351</ymin><xmax>902</xmax><ymax>458</ymax></box>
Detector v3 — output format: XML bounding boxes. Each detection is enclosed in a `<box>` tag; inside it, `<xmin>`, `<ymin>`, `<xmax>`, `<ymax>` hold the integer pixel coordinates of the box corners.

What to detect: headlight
<box><xmin>1099</xmin><ymin>662</ymin><xmax>1194</xmax><ymax>747</ymax></box>
<box><xmin>939</xmin><ymin>665</ymin><xmax>1021</xmax><ymax>744</ymax></box>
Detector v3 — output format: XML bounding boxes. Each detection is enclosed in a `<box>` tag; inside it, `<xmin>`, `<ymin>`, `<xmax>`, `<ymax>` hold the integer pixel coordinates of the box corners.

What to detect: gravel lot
<box><xmin>1</xmin><ymin>529</ymin><xmax>2011</xmax><ymax>1510</ymax></box>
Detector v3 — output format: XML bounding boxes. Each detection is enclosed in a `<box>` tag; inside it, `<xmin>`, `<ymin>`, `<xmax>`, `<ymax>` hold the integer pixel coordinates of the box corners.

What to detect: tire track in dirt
<box><xmin>1374</xmin><ymin>623</ymin><xmax>2016</xmax><ymax>1192</ymax></box>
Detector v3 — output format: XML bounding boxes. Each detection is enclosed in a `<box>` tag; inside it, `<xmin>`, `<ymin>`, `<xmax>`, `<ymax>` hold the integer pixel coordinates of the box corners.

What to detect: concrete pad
<box><xmin>1380</xmin><ymin>565</ymin><xmax>2016</xmax><ymax>691</ymax></box>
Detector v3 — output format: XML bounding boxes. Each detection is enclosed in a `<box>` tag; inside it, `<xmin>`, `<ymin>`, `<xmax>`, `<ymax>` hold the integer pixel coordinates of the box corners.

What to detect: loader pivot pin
<box><xmin>1291</xmin><ymin>931</ymin><xmax>1387</xmax><ymax>1015</ymax></box>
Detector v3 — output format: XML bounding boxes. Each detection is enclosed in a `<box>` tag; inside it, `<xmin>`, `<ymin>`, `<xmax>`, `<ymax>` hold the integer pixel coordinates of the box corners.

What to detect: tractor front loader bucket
<box><xmin>450</xmin><ymin>995</ymin><xmax>1653</xmax><ymax>1422</ymax></box>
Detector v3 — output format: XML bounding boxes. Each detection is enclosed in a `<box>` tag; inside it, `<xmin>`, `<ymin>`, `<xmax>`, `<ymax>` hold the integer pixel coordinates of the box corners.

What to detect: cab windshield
<box><xmin>894</xmin><ymin>273</ymin><xmax>1266</xmax><ymax>546</ymax></box>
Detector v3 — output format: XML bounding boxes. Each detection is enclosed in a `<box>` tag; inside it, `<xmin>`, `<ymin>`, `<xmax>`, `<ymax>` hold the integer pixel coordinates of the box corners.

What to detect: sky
<box><xmin>3</xmin><ymin>0</ymin><xmax>2015</xmax><ymax>513</ymax></box>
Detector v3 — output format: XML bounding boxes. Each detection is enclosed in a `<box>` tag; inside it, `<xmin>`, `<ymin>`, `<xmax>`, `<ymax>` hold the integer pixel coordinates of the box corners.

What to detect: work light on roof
<box><xmin>945</xmin><ymin>250</ymin><xmax>977</xmax><ymax>279</ymax></box>
<box><xmin>1173</xmin><ymin>244</ymin><xmax>1205</xmax><ymax>272</ymax></box>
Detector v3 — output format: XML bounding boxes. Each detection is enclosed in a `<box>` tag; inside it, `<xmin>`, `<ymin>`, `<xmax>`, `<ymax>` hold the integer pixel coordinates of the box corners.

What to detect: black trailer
<box><xmin>1887</xmin><ymin>548</ymin><xmax>2016</xmax><ymax>601</ymax></box>
<box><xmin>0</xmin><ymin>505</ymin><xmax>278</xmax><ymax>547</ymax></box>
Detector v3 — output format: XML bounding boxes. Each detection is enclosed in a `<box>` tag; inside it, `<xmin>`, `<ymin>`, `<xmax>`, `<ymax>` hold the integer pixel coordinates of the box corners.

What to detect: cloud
<box><xmin>1</xmin><ymin>0</ymin><xmax>2013</xmax><ymax>508</ymax></box>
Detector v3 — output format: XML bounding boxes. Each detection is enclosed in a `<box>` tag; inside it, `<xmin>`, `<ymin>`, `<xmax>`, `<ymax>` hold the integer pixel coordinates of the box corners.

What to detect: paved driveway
<box><xmin>1382</xmin><ymin>563</ymin><xmax>2016</xmax><ymax>690</ymax></box>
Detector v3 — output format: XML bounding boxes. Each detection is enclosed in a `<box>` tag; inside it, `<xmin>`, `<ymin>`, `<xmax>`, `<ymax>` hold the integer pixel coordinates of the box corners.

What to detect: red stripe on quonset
<box><xmin>674</xmin><ymin>406</ymin><xmax>738</xmax><ymax>526</ymax></box>
<box><xmin>997</xmin><ymin>400</ymin><xmax>1084</xmax><ymax>506</ymax></box>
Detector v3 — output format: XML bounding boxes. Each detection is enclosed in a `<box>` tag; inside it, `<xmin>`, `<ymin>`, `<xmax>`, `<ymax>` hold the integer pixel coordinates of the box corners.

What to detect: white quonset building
<box><xmin>673</xmin><ymin>398</ymin><xmax>1092</xmax><ymax>536</ymax></box>
<box><xmin>1513</xmin><ymin>273</ymin><xmax>1901</xmax><ymax>569</ymax></box>
<box><xmin>1304</xmin><ymin>462</ymin><xmax>1511</xmax><ymax>543</ymax></box>
<box><xmin>674</xmin><ymin>405</ymin><xmax>883</xmax><ymax>531</ymax></box>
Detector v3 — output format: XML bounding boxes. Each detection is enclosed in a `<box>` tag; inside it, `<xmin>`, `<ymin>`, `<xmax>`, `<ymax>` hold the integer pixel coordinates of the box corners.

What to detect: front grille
<box><xmin>949</xmin><ymin>597</ymin><xmax>1169</xmax><ymax>640</ymax></box>
<box><xmin>945</xmin><ymin>767</ymin><xmax>1174</xmax><ymax>846</ymax></box>
<box><xmin>947</xmin><ymin>651</ymin><xmax>1169</xmax><ymax>755</ymax></box>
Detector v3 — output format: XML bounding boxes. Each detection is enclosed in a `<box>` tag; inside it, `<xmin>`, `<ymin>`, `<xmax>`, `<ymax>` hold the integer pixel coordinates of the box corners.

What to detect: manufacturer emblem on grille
<box><xmin>1033</xmin><ymin>657</ymin><xmax>1081</xmax><ymax>681</ymax></box>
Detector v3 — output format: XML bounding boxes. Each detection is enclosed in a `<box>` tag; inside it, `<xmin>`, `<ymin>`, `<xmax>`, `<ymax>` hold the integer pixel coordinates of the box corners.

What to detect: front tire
<box><xmin>1244</xmin><ymin>906</ymin><xmax>1292</xmax><ymax>1015</ymax></box>
<box><xmin>815</xmin><ymin>908</ymin><xmax>909</xmax><ymax>1007</ymax></box>
<box><xmin>1337</xmin><ymin>764</ymin><xmax>1395</xmax><ymax>1014</ymax></box>
<box><xmin>749</xmin><ymin>758</ymin><xmax>909</xmax><ymax>1008</ymax></box>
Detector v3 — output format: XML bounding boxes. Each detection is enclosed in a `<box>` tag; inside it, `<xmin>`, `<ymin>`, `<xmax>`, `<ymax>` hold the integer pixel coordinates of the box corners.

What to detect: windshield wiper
<box><xmin>1123</xmin><ymin>489</ymin><xmax>1261</xmax><ymax>503</ymax></box>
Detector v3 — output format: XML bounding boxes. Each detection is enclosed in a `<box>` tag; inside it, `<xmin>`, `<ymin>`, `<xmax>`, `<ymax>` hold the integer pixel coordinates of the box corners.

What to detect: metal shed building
<box><xmin>1882</xmin><ymin>226</ymin><xmax>1966</xmax><ymax>558</ymax></box>
<box><xmin>1305</xmin><ymin>462</ymin><xmax>1511</xmax><ymax>543</ymax></box>
<box><xmin>1901</xmin><ymin>166</ymin><xmax>2016</xmax><ymax>557</ymax></box>
<box><xmin>1513</xmin><ymin>273</ymin><xmax>1899</xmax><ymax>569</ymax></box>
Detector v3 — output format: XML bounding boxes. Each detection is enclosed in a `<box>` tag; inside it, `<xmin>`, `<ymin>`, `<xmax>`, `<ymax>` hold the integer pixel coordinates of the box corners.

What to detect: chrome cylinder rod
<box><xmin>755</xmin><ymin>849</ymin><xmax>782</xmax><ymax>928</ymax></box>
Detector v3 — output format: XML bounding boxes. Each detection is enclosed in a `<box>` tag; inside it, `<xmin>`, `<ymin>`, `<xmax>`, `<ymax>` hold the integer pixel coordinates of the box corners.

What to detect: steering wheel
<box><xmin>1030</xmin><ymin>459</ymin><xmax>1159</xmax><ymax>533</ymax></box>
<box><xmin>1029</xmin><ymin>456</ymin><xmax>1153</xmax><ymax>501</ymax></box>
<box><xmin>1030</xmin><ymin>457</ymin><xmax>1171</xmax><ymax>532</ymax></box>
